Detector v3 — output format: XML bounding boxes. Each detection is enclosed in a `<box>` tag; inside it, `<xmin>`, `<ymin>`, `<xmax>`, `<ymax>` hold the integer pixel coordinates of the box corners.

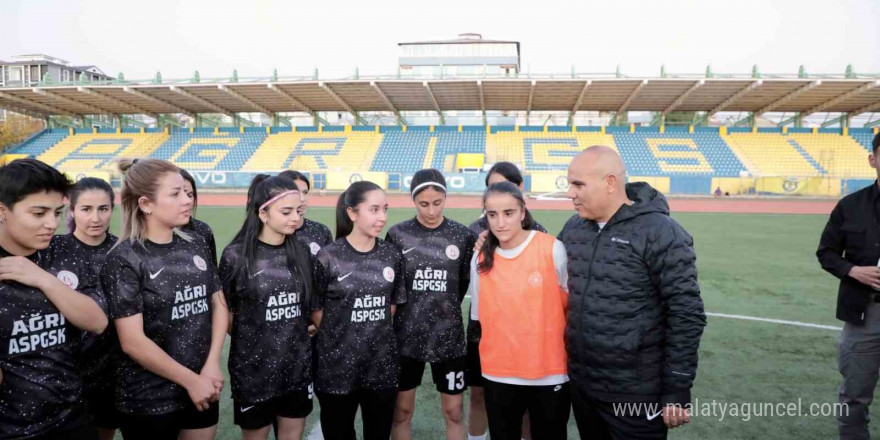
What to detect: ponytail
<box><xmin>117</xmin><ymin>158</ymin><xmax>184</xmax><ymax>244</ymax></box>
<box><xmin>335</xmin><ymin>190</ymin><xmax>352</xmax><ymax>239</ymax></box>
<box><xmin>237</xmin><ymin>174</ymin><xmax>271</xmax><ymax>242</ymax></box>
<box><xmin>335</xmin><ymin>181</ymin><xmax>383</xmax><ymax>239</ymax></box>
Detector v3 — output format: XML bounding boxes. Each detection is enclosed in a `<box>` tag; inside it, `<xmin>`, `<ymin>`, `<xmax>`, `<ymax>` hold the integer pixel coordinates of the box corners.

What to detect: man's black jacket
<box><xmin>559</xmin><ymin>182</ymin><xmax>706</xmax><ymax>406</ymax></box>
<box><xmin>817</xmin><ymin>181</ymin><xmax>880</xmax><ymax>325</ymax></box>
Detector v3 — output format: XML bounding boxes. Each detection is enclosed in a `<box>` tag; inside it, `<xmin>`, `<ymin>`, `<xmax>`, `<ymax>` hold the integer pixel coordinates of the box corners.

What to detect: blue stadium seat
<box><xmin>8</xmin><ymin>129</ymin><xmax>69</xmax><ymax>157</ymax></box>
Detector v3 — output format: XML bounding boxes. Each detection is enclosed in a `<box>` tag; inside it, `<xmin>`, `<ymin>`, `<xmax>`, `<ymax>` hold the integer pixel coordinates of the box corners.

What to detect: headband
<box><xmin>411</xmin><ymin>182</ymin><xmax>447</xmax><ymax>199</ymax></box>
<box><xmin>259</xmin><ymin>189</ymin><xmax>300</xmax><ymax>212</ymax></box>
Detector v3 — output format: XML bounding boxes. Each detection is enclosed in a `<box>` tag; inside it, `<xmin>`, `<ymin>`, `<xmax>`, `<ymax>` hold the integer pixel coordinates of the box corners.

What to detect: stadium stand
<box><xmin>488</xmin><ymin>128</ymin><xmax>616</xmax><ymax>171</ymax></box>
<box><xmin>851</xmin><ymin>128</ymin><xmax>877</xmax><ymax>153</ymax></box>
<box><xmin>371</xmin><ymin>128</ymin><xmax>486</xmax><ymax>174</ymax></box>
<box><xmin>150</xmin><ymin>127</ymin><xmax>265</xmax><ymax>171</ymax></box>
<box><xmin>722</xmin><ymin>131</ymin><xmax>821</xmax><ymax>177</ymax></box>
<box><xmin>6</xmin><ymin>126</ymin><xmax>879</xmax><ymax>185</ymax></box>
<box><xmin>10</xmin><ymin>128</ymin><xmax>69</xmax><ymax>158</ymax></box>
<box><xmin>787</xmin><ymin>132</ymin><xmax>875</xmax><ymax>179</ymax></box>
<box><xmin>612</xmin><ymin>131</ymin><xmax>744</xmax><ymax>177</ymax></box>
<box><xmin>244</xmin><ymin>127</ymin><xmax>381</xmax><ymax>172</ymax></box>
<box><xmin>38</xmin><ymin>130</ymin><xmax>168</xmax><ymax>172</ymax></box>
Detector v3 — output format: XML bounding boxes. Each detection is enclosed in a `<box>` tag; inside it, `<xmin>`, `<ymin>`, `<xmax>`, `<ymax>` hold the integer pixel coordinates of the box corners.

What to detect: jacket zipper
<box><xmin>580</xmin><ymin>227</ymin><xmax>604</xmax><ymax>322</ymax></box>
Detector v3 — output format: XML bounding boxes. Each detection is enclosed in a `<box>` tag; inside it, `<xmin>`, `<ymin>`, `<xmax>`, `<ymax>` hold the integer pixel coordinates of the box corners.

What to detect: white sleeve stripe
<box><xmin>469</xmin><ymin>253</ymin><xmax>480</xmax><ymax>321</ymax></box>
<box><xmin>553</xmin><ymin>240</ymin><xmax>569</xmax><ymax>293</ymax></box>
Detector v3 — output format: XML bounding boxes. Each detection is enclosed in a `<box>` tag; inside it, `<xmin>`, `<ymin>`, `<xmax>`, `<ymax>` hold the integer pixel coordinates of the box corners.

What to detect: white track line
<box><xmin>463</xmin><ymin>295</ymin><xmax>841</xmax><ymax>331</ymax></box>
<box><xmin>706</xmin><ymin>312</ymin><xmax>841</xmax><ymax>331</ymax></box>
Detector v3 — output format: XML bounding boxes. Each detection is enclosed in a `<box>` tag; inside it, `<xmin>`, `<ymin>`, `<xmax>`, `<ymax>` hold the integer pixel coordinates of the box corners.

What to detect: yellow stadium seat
<box><xmin>723</xmin><ymin>133</ymin><xmax>819</xmax><ymax>177</ymax></box>
<box><xmin>37</xmin><ymin>133</ymin><xmax>169</xmax><ymax>172</ymax></box>
<box><xmin>243</xmin><ymin>132</ymin><xmax>383</xmax><ymax>172</ymax></box>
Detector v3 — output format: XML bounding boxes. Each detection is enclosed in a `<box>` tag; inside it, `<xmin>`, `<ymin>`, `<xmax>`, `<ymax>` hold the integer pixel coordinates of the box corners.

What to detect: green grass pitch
<box><xmin>100</xmin><ymin>205</ymin><xmax>868</xmax><ymax>439</ymax></box>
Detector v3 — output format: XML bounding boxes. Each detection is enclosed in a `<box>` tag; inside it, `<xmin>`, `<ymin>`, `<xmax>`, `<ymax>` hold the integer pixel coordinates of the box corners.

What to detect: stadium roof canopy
<box><xmin>1</xmin><ymin>76</ymin><xmax>879</xmax><ymax>120</ymax></box>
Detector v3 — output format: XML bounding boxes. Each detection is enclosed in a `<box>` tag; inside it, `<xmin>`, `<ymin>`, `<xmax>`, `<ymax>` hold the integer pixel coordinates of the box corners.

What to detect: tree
<box><xmin>0</xmin><ymin>113</ymin><xmax>45</xmax><ymax>152</ymax></box>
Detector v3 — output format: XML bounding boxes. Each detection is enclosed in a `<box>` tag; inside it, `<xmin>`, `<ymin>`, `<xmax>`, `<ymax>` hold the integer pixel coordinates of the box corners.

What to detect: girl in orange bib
<box><xmin>467</xmin><ymin>181</ymin><xmax>570</xmax><ymax>440</ymax></box>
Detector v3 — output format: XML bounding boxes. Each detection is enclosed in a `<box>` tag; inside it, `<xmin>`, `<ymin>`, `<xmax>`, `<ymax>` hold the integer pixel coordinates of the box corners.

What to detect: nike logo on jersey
<box><xmin>337</xmin><ymin>272</ymin><xmax>352</xmax><ymax>282</ymax></box>
<box><xmin>241</xmin><ymin>405</ymin><xmax>255</xmax><ymax>413</ymax></box>
<box><xmin>646</xmin><ymin>410</ymin><xmax>663</xmax><ymax>421</ymax></box>
<box><xmin>554</xmin><ymin>385</ymin><xmax>562</xmax><ymax>392</ymax></box>
<box><xmin>149</xmin><ymin>268</ymin><xmax>165</xmax><ymax>279</ymax></box>
<box><xmin>402</xmin><ymin>247</ymin><xmax>416</xmax><ymax>254</ymax></box>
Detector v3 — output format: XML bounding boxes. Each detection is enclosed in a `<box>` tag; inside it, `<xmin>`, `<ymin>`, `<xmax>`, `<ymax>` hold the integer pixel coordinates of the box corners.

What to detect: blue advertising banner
<box><xmin>182</xmin><ymin>170</ymin><xmax>485</xmax><ymax>192</ymax></box>
<box><xmin>397</xmin><ymin>173</ymin><xmax>486</xmax><ymax>193</ymax></box>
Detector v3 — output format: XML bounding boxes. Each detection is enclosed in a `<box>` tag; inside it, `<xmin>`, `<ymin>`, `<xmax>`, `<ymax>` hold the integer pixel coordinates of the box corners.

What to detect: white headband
<box><xmin>411</xmin><ymin>182</ymin><xmax>447</xmax><ymax>199</ymax></box>
<box><xmin>259</xmin><ymin>189</ymin><xmax>300</xmax><ymax>212</ymax></box>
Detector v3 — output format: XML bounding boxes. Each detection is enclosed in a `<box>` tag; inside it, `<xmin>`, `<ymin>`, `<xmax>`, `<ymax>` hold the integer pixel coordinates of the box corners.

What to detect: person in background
<box><xmin>179</xmin><ymin>169</ymin><xmax>218</xmax><ymax>265</ymax></box>
<box><xmin>817</xmin><ymin>132</ymin><xmax>880</xmax><ymax>440</ymax></box>
<box><xmin>62</xmin><ymin>177</ymin><xmax>120</xmax><ymax>440</ymax></box>
<box><xmin>278</xmin><ymin>170</ymin><xmax>333</xmax><ymax>257</ymax></box>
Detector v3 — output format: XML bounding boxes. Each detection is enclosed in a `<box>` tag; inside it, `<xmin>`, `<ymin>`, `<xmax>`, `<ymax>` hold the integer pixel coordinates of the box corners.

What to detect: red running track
<box><xmin>198</xmin><ymin>193</ymin><xmax>836</xmax><ymax>215</ymax></box>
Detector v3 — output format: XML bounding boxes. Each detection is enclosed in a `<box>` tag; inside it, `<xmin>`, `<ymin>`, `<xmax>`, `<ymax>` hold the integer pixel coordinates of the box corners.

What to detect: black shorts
<box><xmin>30</xmin><ymin>411</ymin><xmax>97</xmax><ymax>440</ymax></box>
<box><xmin>118</xmin><ymin>401</ymin><xmax>219</xmax><ymax>440</ymax></box>
<box><xmin>86</xmin><ymin>386</ymin><xmax>120</xmax><ymax>430</ymax></box>
<box><xmin>234</xmin><ymin>387</ymin><xmax>314</xmax><ymax>430</ymax></box>
<box><xmin>465</xmin><ymin>341</ymin><xmax>484</xmax><ymax>387</ymax></box>
<box><xmin>317</xmin><ymin>389</ymin><xmax>397</xmax><ymax>440</ymax></box>
<box><xmin>30</xmin><ymin>423</ymin><xmax>98</xmax><ymax>440</ymax></box>
<box><xmin>399</xmin><ymin>356</ymin><xmax>467</xmax><ymax>395</ymax></box>
<box><xmin>310</xmin><ymin>336</ymin><xmax>319</xmax><ymax>380</ymax></box>
<box><xmin>466</xmin><ymin>316</ymin><xmax>481</xmax><ymax>344</ymax></box>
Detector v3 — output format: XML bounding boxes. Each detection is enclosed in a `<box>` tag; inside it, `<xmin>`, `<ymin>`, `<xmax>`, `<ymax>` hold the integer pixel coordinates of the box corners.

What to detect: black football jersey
<box><xmin>182</xmin><ymin>218</ymin><xmax>217</xmax><ymax>265</ymax></box>
<box><xmin>0</xmin><ymin>239</ymin><xmax>100</xmax><ymax>439</ymax></box>
<box><xmin>220</xmin><ymin>239</ymin><xmax>318</xmax><ymax>405</ymax></box>
<box><xmin>101</xmin><ymin>234</ymin><xmax>220</xmax><ymax>415</ymax></box>
<box><xmin>48</xmin><ymin>233</ymin><xmax>119</xmax><ymax>393</ymax></box>
<box><xmin>294</xmin><ymin>218</ymin><xmax>333</xmax><ymax>257</ymax></box>
<box><xmin>386</xmin><ymin>218</ymin><xmax>475</xmax><ymax>362</ymax></box>
<box><xmin>313</xmin><ymin>238</ymin><xmax>406</xmax><ymax>393</ymax></box>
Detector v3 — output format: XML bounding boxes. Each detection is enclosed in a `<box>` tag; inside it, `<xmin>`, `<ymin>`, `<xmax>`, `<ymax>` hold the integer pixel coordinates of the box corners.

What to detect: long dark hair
<box><xmin>227</xmin><ymin>175</ymin><xmax>313</xmax><ymax>305</ymax></box>
<box><xmin>279</xmin><ymin>170</ymin><xmax>311</xmax><ymax>191</ymax></box>
<box><xmin>485</xmin><ymin>162</ymin><xmax>523</xmax><ymax>187</ymax></box>
<box><xmin>477</xmin><ymin>181</ymin><xmax>534</xmax><ymax>274</ymax></box>
<box><xmin>242</xmin><ymin>174</ymin><xmax>270</xmax><ymax>218</ymax></box>
<box><xmin>335</xmin><ymin>181</ymin><xmax>383</xmax><ymax>239</ymax></box>
<box><xmin>66</xmin><ymin>177</ymin><xmax>115</xmax><ymax>232</ymax></box>
<box><xmin>179</xmin><ymin>169</ymin><xmax>199</xmax><ymax>216</ymax></box>
<box><xmin>411</xmin><ymin>168</ymin><xmax>447</xmax><ymax>199</ymax></box>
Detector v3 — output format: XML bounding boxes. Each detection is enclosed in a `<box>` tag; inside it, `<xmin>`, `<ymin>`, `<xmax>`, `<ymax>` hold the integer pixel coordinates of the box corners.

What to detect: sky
<box><xmin>4</xmin><ymin>0</ymin><xmax>880</xmax><ymax>81</ymax></box>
